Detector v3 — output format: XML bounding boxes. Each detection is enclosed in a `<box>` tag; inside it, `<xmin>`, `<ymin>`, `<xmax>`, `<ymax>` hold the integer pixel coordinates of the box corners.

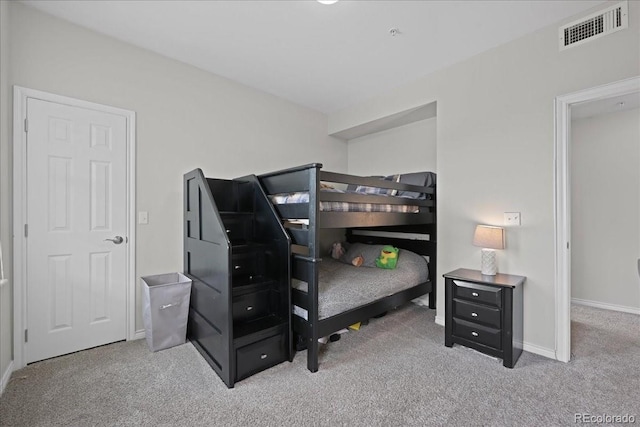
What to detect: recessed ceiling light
<box><xmin>317</xmin><ymin>0</ymin><xmax>339</xmax><ymax>4</ymax></box>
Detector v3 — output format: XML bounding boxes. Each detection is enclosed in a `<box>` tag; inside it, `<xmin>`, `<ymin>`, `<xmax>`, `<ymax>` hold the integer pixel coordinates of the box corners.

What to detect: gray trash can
<box><xmin>141</xmin><ymin>272</ymin><xmax>192</xmax><ymax>352</ymax></box>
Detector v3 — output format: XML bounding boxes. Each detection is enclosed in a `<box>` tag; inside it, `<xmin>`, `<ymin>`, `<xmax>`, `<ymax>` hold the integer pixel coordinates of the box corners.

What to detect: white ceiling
<box><xmin>22</xmin><ymin>0</ymin><xmax>607</xmax><ymax>114</ymax></box>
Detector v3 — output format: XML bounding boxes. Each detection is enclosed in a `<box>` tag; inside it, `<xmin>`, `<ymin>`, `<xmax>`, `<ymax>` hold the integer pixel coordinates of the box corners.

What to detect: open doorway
<box><xmin>554</xmin><ymin>76</ymin><xmax>640</xmax><ymax>362</ymax></box>
<box><xmin>571</xmin><ymin>94</ymin><xmax>639</xmax><ymax>312</ymax></box>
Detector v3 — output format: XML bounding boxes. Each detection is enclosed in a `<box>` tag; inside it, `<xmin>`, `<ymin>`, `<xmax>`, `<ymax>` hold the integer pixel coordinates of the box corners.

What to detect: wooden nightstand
<box><xmin>443</xmin><ymin>268</ymin><xmax>525</xmax><ymax>368</ymax></box>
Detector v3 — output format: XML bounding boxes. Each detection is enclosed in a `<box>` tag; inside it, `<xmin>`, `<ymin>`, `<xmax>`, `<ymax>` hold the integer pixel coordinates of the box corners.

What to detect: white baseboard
<box><xmin>572</xmin><ymin>298</ymin><xmax>640</xmax><ymax>315</ymax></box>
<box><xmin>1</xmin><ymin>360</ymin><xmax>13</xmax><ymax>396</ymax></box>
<box><xmin>522</xmin><ymin>341</ymin><xmax>556</xmax><ymax>360</ymax></box>
<box><xmin>435</xmin><ymin>315</ymin><xmax>445</xmax><ymax>326</ymax></box>
<box><xmin>132</xmin><ymin>329</ymin><xmax>146</xmax><ymax>340</ymax></box>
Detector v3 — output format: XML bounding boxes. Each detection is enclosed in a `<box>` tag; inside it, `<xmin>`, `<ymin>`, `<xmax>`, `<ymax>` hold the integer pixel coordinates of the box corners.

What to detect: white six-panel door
<box><xmin>26</xmin><ymin>98</ymin><xmax>128</xmax><ymax>363</ymax></box>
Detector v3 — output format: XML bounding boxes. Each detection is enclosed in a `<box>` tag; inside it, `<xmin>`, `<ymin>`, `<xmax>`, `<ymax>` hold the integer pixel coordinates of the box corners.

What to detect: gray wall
<box><xmin>0</xmin><ymin>2</ymin><xmax>347</xmax><ymax>368</ymax></box>
<box><xmin>346</xmin><ymin>117</ymin><xmax>438</xmax><ymax>307</ymax></box>
<box><xmin>571</xmin><ymin>108</ymin><xmax>640</xmax><ymax>310</ymax></box>
<box><xmin>329</xmin><ymin>3</ymin><xmax>640</xmax><ymax>353</ymax></box>
<box><xmin>347</xmin><ymin>117</ymin><xmax>437</xmax><ymax>176</ymax></box>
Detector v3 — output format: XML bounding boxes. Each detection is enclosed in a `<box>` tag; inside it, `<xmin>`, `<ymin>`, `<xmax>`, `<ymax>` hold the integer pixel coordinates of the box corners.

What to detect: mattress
<box><xmin>292</xmin><ymin>248</ymin><xmax>429</xmax><ymax>320</ymax></box>
<box><xmin>269</xmin><ymin>191</ymin><xmax>420</xmax><ymax>213</ymax></box>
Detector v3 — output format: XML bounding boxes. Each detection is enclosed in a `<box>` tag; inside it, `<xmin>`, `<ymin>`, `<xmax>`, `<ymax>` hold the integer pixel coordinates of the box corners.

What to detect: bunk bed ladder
<box><xmin>259</xmin><ymin>164</ymin><xmax>323</xmax><ymax>372</ymax></box>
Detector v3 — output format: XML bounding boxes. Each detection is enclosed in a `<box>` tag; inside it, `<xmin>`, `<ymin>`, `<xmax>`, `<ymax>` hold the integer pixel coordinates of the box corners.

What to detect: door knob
<box><xmin>104</xmin><ymin>236</ymin><xmax>124</xmax><ymax>244</ymax></box>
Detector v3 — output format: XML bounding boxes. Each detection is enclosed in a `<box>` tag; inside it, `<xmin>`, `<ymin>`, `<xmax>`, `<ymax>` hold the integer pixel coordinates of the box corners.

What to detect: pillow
<box><xmin>347</xmin><ymin>173</ymin><xmax>436</xmax><ymax>199</ymax></box>
<box><xmin>396</xmin><ymin>172</ymin><xmax>436</xmax><ymax>199</ymax></box>
<box><xmin>339</xmin><ymin>243</ymin><xmax>385</xmax><ymax>268</ymax></box>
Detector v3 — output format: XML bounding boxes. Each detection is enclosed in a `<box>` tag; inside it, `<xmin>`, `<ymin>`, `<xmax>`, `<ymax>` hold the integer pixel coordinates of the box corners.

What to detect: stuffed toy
<box><xmin>351</xmin><ymin>255</ymin><xmax>364</xmax><ymax>267</ymax></box>
<box><xmin>331</xmin><ymin>242</ymin><xmax>365</xmax><ymax>267</ymax></box>
<box><xmin>331</xmin><ymin>242</ymin><xmax>345</xmax><ymax>260</ymax></box>
<box><xmin>375</xmin><ymin>245</ymin><xmax>399</xmax><ymax>269</ymax></box>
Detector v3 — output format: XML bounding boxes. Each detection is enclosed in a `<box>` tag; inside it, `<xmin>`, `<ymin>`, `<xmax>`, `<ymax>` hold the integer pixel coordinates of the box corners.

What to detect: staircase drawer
<box><xmin>236</xmin><ymin>334</ymin><xmax>286</xmax><ymax>380</ymax></box>
<box><xmin>221</xmin><ymin>215</ymin><xmax>252</xmax><ymax>243</ymax></box>
<box><xmin>231</xmin><ymin>251</ymin><xmax>264</xmax><ymax>278</ymax></box>
<box><xmin>233</xmin><ymin>289</ymin><xmax>272</xmax><ymax>323</ymax></box>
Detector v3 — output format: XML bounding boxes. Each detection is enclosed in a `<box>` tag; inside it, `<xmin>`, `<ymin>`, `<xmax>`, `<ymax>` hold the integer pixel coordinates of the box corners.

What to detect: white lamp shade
<box><xmin>473</xmin><ymin>225</ymin><xmax>505</xmax><ymax>250</ymax></box>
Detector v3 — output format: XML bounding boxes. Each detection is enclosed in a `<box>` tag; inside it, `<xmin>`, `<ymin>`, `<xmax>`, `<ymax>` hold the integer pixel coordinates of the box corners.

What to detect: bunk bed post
<box><xmin>306</xmin><ymin>165</ymin><xmax>321</xmax><ymax>372</ymax></box>
<box><xmin>429</xmin><ymin>186</ymin><xmax>437</xmax><ymax>310</ymax></box>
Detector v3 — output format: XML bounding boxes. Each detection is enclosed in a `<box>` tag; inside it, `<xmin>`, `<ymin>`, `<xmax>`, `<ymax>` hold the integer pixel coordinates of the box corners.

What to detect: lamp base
<box><xmin>480</xmin><ymin>249</ymin><xmax>497</xmax><ymax>275</ymax></box>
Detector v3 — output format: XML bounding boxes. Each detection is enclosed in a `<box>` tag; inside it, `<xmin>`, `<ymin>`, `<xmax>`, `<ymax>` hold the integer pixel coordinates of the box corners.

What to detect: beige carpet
<box><xmin>1</xmin><ymin>304</ymin><xmax>638</xmax><ymax>426</ymax></box>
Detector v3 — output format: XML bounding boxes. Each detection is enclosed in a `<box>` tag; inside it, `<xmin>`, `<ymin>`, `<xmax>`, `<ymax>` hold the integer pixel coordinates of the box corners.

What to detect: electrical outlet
<box><xmin>504</xmin><ymin>212</ymin><xmax>521</xmax><ymax>226</ymax></box>
<box><xmin>138</xmin><ymin>211</ymin><xmax>148</xmax><ymax>224</ymax></box>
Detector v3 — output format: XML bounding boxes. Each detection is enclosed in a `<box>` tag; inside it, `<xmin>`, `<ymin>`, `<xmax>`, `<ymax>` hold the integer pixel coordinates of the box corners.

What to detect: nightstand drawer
<box><xmin>453</xmin><ymin>280</ymin><xmax>502</xmax><ymax>307</ymax></box>
<box><xmin>453</xmin><ymin>299</ymin><xmax>501</xmax><ymax>328</ymax></box>
<box><xmin>453</xmin><ymin>318</ymin><xmax>502</xmax><ymax>350</ymax></box>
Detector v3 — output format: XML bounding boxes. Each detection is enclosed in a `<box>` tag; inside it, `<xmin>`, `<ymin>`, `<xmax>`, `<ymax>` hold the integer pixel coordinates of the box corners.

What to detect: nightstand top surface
<box><xmin>443</xmin><ymin>268</ymin><xmax>525</xmax><ymax>288</ymax></box>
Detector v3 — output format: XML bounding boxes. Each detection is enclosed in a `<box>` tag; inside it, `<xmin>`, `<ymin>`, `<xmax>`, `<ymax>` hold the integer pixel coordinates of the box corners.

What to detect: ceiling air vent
<box><xmin>560</xmin><ymin>1</ymin><xmax>628</xmax><ymax>50</ymax></box>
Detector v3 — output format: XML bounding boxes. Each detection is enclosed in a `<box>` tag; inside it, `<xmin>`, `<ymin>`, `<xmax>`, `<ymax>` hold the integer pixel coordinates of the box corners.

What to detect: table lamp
<box><xmin>473</xmin><ymin>225</ymin><xmax>505</xmax><ymax>275</ymax></box>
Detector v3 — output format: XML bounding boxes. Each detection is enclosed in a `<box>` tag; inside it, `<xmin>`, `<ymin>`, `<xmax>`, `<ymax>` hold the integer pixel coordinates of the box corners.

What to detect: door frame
<box><xmin>554</xmin><ymin>76</ymin><xmax>640</xmax><ymax>363</ymax></box>
<box><xmin>12</xmin><ymin>86</ymin><xmax>138</xmax><ymax>369</ymax></box>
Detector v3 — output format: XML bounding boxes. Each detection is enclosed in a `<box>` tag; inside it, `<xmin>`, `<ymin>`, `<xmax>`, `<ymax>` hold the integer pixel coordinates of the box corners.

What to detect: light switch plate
<box><xmin>504</xmin><ymin>212</ymin><xmax>521</xmax><ymax>226</ymax></box>
<box><xmin>138</xmin><ymin>211</ymin><xmax>148</xmax><ymax>224</ymax></box>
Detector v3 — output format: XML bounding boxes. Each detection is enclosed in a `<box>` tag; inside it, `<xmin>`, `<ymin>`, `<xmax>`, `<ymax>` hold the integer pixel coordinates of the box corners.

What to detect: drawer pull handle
<box><xmin>234</xmin><ymin>265</ymin><xmax>241</xmax><ymax>270</ymax></box>
<box><xmin>471</xmin><ymin>312</ymin><xmax>478</xmax><ymax>317</ymax></box>
<box><xmin>472</xmin><ymin>292</ymin><xmax>479</xmax><ymax>297</ymax></box>
<box><xmin>246</xmin><ymin>306</ymin><xmax>253</xmax><ymax>311</ymax></box>
<box><xmin>471</xmin><ymin>331</ymin><xmax>479</xmax><ymax>337</ymax></box>
<box><xmin>260</xmin><ymin>354</ymin><xmax>268</xmax><ymax>360</ymax></box>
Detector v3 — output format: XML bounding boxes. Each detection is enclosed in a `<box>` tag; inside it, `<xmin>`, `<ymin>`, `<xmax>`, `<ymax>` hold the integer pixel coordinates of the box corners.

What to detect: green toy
<box><xmin>375</xmin><ymin>245</ymin><xmax>399</xmax><ymax>269</ymax></box>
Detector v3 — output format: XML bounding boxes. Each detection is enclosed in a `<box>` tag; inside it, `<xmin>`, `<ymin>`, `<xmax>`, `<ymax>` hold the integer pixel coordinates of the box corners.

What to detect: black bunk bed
<box><xmin>258</xmin><ymin>163</ymin><xmax>437</xmax><ymax>373</ymax></box>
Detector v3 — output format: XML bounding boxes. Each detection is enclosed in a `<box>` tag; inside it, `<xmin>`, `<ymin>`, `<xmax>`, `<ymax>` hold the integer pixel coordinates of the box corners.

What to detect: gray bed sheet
<box><xmin>292</xmin><ymin>249</ymin><xmax>429</xmax><ymax>320</ymax></box>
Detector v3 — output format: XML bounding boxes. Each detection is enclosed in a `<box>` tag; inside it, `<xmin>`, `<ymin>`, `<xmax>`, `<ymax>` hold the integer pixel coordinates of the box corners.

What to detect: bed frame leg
<box><xmin>307</xmin><ymin>339</ymin><xmax>319</xmax><ymax>372</ymax></box>
<box><xmin>429</xmin><ymin>285</ymin><xmax>437</xmax><ymax>310</ymax></box>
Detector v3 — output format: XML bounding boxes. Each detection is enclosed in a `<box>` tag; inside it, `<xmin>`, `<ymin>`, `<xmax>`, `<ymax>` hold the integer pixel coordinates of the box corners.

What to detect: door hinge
<box><xmin>24</xmin><ymin>118</ymin><xmax>28</xmax><ymax>133</ymax></box>
<box><xmin>567</xmin><ymin>242</ymin><xmax>570</xmax><ymax>249</ymax></box>
<box><xmin>24</xmin><ymin>224</ymin><xmax>28</xmax><ymax>238</ymax></box>
<box><xmin>24</xmin><ymin>329</ymin><xmax>28</xmax><ymax>343</ymax></box>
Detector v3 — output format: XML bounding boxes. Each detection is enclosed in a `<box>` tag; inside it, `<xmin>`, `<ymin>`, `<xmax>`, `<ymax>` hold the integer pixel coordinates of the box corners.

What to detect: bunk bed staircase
<box><xmin>184</xmin><ymin>169</ymin><xmax>292</xmax><ymax>388</ymax></box>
